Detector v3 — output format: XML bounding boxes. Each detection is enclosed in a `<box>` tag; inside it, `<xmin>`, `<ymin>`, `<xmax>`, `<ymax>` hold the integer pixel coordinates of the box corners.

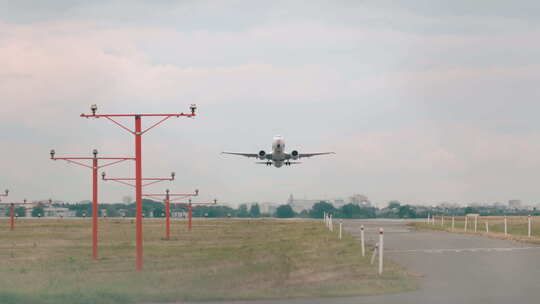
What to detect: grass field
<box><xmin>0</xmin><ymin>218</ymin><xmax>416</xmax><ymax>304</ymax></box>
<box><xmin>411</xmin><ymin>216</ymin><xmax>540</xmax><ymax>244</ymax></box>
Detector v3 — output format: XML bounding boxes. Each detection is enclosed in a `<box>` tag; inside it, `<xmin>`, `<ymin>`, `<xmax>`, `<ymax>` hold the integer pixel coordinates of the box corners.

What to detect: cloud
<box><xmin>2</xmin><ymin>3</ymin><xmax>540</xmax><ymax>205</ymax></box>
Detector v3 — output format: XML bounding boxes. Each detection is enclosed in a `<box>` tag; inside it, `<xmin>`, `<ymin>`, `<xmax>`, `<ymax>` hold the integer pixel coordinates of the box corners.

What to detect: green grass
<box><xmin>0</xmin><ymin>218</ymin><xmax>416</xmax><ymax>303</ymax></box>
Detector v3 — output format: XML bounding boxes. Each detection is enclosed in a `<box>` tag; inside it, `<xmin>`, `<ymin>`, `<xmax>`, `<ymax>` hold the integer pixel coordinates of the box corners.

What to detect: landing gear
<box><xmin>266</xmin><ymin>161</ymin><xmax>272</xmax><ymax>166</ymax></box>
<box><xmin>285</xmin><ymin>161</ymin><xmax>291</xmax><ymax>166</ymax></box>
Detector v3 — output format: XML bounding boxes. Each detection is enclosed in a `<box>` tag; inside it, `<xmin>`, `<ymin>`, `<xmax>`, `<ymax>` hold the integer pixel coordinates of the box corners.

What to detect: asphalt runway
<box><xmin>188</xmin><ymin>219</ymin><xmax>540</xmax><ymax>304</ymax></box>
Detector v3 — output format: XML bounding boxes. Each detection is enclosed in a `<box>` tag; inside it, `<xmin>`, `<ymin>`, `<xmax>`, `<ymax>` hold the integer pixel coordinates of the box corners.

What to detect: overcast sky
<box><xmin>1</xmin><ymin>1</ymin><xmax>540</xmax><ymax>207</ymax></box>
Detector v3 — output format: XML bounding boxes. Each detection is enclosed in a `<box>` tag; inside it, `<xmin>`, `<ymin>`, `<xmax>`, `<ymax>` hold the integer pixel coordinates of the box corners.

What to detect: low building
<box><xmin>44</xmin><ymin>206</ymin><xmax>76</xmax><ymax>217</ymax></box>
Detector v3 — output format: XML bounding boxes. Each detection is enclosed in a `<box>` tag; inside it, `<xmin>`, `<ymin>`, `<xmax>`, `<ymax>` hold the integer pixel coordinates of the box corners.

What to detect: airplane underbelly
<box><xmin>273</xmin><ymin>152</ymin><xmax>285</xmax><ymax>161</ymax></box>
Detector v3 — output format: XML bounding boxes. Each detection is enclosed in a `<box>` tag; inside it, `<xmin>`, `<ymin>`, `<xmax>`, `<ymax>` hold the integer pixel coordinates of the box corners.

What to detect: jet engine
<box><xmin>258</xmin><ymin>150</ymin><xmax>266</xmax><ymax>160</ymax></box>
<box><xmin>291</xmin><ymin>150</ymin><xmax>299</xmax><ymax>160</ymax></box>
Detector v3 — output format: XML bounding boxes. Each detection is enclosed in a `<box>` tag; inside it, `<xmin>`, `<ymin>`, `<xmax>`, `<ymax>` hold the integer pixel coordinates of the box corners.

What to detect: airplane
<box><xmin>222</xmin><ymin>135</ymin><xmax>335</xmax><ymax>168</ymax></box>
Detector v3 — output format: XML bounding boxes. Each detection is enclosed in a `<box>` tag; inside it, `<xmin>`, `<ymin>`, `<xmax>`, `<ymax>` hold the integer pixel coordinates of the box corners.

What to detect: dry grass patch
<box><xmin>0</xmin><ymin>218</ymin><xmax>416</xmax><ymax>303</ymax></box>
<box><xmin>411</xmin><ymin>216</ymin><xmax>540</xmax><ymax>244</ymax></box>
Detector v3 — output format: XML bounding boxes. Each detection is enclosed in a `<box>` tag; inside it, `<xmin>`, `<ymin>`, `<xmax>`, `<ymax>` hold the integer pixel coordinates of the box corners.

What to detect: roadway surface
<box><xmin>185</xmin><ymin>219</ymin><xmax>540</xmax><ymax>304</ymax></box>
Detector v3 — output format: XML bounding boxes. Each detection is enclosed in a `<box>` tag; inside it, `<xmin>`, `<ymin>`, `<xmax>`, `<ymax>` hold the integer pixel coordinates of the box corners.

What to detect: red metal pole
<box><xmin>165</xmin><ymin>190</ymin><xmax>170</xmax><ymax>239</ymax></box>
<box><xmin>188</xmin><ymin>204</ymin><xmax>192</xmax><ymax>231</ymax></box>
<box><xmin>10</xmin><ymin>204</ymin><xmax>14</xmax><ymax>231</ymax></box>
<box><xmin>135</xmin><ymin>115</ymin><xmax>143</xmax><ymax>271</ymax></box>
<box><xmin>92</xmin><ymin>157</ymin><xmax>98</xmax><ymax>260</ymax></box>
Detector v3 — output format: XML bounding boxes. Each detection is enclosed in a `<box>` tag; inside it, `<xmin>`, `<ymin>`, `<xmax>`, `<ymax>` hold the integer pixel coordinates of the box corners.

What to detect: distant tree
<box><xmin>298</xmin><ymin>209</ymin><xmax>310</xmax><ymax>218</ymax></box>
<box><xmin>15</xmin><ymin>206</ymin><xmax>26</xmax><ymax>217</ymax></box>
<box><xmin>152</xmin><ymin>206</ymin><xmax>165</xmax><ymax>218</ymax></box>
<box><xmin>237</xmin><ymin>204</ymin><xmax>249</xmax><ymax>218</ymax></box>
<box><xmin>309</xmin><ymin>201</ymin><xmax>336</xmax><ymax>218</ymax></box>
<box><xmin>398</xmin><ymin>205</ymin><xmax>416</xmax><ymax>218</ymax></box>
<box><xmin>339</xmin><ymin>203</ymin><xmax>376</xmax><ymax>219</ymax></box>
<box><xmin>387</xmin><ymin>201</ymin><xmax>401</xmax><ymax>209</ymax></box>
<box><xmin>31</xmin><ymin>206</ymin><xmax>44</xmax><ymax>217</ymax></box>
<box><xmin>464</xmin><ymin>207</ymin><xmax>478</xmax><ymax>215</ymax></box>
<box><xmin>275</xmin><ymin>205</ymin><xmax>295</xmax><ymax>218</ymax></box>
<box><xmin>249</xmin><ymin>204</ymin><xmax>261</xmax><ymax>218</ymax></box>
<box><xmin>190</xmin><ymin>205</ymin><xmax>237</xmax><ymax>218</ymax></box>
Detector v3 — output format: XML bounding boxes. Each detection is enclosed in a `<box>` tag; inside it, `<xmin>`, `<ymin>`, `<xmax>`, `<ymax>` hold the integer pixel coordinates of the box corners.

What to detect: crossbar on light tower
<box><xmin>81</xmin><ymin>104</ymin><xmax>197</xmax><ymax>271</ymax></box>
<box><xmin>50</xmin><ymin>149</ymin><xmax>134</xmax><ymax>260</ymax></box>
<box><xmin>102</xmin><ymin>172</ymin><xmax>175</xmax><ymax>188</ymax></box>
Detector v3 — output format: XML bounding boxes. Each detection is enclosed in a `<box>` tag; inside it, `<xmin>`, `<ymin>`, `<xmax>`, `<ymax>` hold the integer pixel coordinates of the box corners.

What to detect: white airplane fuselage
<box><xmin>271</xmin><ymin>136</ymin><xmax>286</xmax><ymax>167</ymax></box>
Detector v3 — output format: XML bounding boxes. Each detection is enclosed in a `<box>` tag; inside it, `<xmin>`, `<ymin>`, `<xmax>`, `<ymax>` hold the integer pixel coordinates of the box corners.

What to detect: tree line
<box><xmin>5</xmin><ymin>199</ymin><xmax>538</xmax><ymax>218</ymax></box>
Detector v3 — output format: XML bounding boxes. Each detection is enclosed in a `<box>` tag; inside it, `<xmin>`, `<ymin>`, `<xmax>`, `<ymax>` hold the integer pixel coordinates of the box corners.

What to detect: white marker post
<box><xmin>339</xmin><ymin>220</ymin><xmax>342</xmax><ymax>240</ymax></box>
<box><xmin>370</xmin><ymin>243</ymin><xmax>378</xmax><ymax>265</ymax></box>
<box><xmin>452</xmin><ymin>216</ymin><xmax>455</xmax><ymax>231</ymax></box>
<box><xmin>329</xmin><ymin>214</ymin><xmax>333</xmax><ymax>232</ymax></box>
<box><xmin>427</xmin><ymin>213</ymin><xmax>430</xmax><ymax>224</ymax></box>
<box><xmin>327</xmin><ymin>213</ymin><xmax>330</xmax><ymax>229</ymax></box>
<box><xmin>441</xmin><ymin>216</ymin><xmax>444</xmax><ymax>227</ymax></box>
<box><xmin>485</xmin><ymin>221</ymin><xmax>489</xmax><ymax>233</ymax></box>
<box><xmin>360</xmin><ymin>225</ymin><xmax>366</xmax><ymax>257</ymax></box>
<box><xmin>323</xmin><ymin>212</ymin><xmax>326</xmax><ymax>225</ymax></box>
<box><xmin>432</xmin><ymin>216</ymin><xmax>435</xmax><ymax>225</ymax></box>
<box><xmin>528</xmin><ymin>215</ymin><xmax>532</xmax><ymax>238</ymax></box>
<box><xmin>504</xmin><ymin>216</ymin><xmax>508</xmax><ymax>236</ymax></box>
<box><xmin>474</xmin><ymin>216</ymin><xmax>478</xmax><ymax>232</ymax></box>
<box><xmin>465</xmin><ymin>216</ymin><xmax>468</xmax><ymax>232</ymax></box>
<box><xmin>378</xmin><ymin>228</ymin><xmax>384</xmax><ymax>275</ymax></box>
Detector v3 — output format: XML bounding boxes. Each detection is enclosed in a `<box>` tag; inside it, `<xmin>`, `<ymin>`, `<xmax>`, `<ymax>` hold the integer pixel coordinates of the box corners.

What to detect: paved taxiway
<box><xmin>179</xmin><ymin>219</ymin><xmax>540</xmax><ymax>304</ymax></box>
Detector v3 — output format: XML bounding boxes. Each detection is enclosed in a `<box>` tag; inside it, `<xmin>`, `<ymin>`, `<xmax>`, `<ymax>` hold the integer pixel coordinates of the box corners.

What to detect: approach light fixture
<box><xmin>93</xmin><ymin>149</ymin><xmax>98</xmax><ymax>157</ymax></box>
<box><xmin>190</xmin><ymin>104</ymin><xmax>197</xmax><ymax>115</ymax></box>
<box><xmin>101</xmin><ymin>172</ymin><xmax>106</xmax><ymax>180</ymax></box>
<box><xmin>195</xmin><ymin>189</ymin><xmax>199</xmax><ymax>196</ymax></box>
<box><xmin>171</xmin><ymin>172</ymin><xmax>175</xmax><ymax>180</ymax></box>
<box><xmin>91</xmin><ymin>104</ymin><xmax>98</xmax><ymax>115</ymax></box>
<box><xmin>50</xmin><ymin>149</ymin><xmax>55</xmax><ymax>159</ymax></box>
<box><xmin>4</xmin><ymin>190</ymin><xmax>8</xmax><ymax>195</ymax></box>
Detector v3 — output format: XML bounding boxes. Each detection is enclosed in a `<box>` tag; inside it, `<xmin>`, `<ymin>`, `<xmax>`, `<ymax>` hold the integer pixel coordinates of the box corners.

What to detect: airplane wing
<box><xmin>222</xmin><ymin>152</ymin><xmax>259</xmax><ymax>158</ymax></box>
<box><xmin>255</xmin><ymin>162</ymin><xmax>302</xmax><ymax>165</ymax></box>
<box><xmin>298</xmin><ymin>152</ymin><xmax>335</xmax><ymax>159</ymax></box>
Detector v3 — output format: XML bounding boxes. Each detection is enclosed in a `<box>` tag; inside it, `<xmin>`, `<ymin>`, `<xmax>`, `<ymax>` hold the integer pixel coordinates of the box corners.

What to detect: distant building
<box><xmin>287</xmin><ymin>194</ymin><xmax>323</xmax><ymax>212</ymax></box>
<box><xmin>44</xmin><ymin>206</ymin><xmax>76</xmax><ymax>218</ymax></box>
<box><xmin>509</xmin><ymin>200</ymin><xmax>522</xmax><ymax>208</ymax></box>
<box><xmin>333</xmin><ymin>199</ymin><xmax>346</xmax><ymax>208</ymax></box>
<box><xmin>259</xmin><ymin>202</ymin><xmax>278</xmax><ymax>214</ymax></box>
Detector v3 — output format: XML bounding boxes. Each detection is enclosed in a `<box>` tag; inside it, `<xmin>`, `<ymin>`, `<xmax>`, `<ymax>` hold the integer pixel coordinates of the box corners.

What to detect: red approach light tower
<box><xmin>50</xmin><ymin>149</ymin><xmax>134</xmax><ymax>260</ymax></box>
<box><xmin>143</xmin><ymin>189</ymin><xmax>199</xmax><ymax>239</ymax></box>
<box><xmin>81</xmin><ymin>104</ymin><xmax>197</xmax><ymax>271</ymax></box>
<box><xmin>171</xmin><ymin>198</ymin><xmax>218</xmax><ymax>231</ymax></box>
<box><xmin>2</xmin><ymin>198</ymin><xmax>40</xmax><ymax>230</ymax></box>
